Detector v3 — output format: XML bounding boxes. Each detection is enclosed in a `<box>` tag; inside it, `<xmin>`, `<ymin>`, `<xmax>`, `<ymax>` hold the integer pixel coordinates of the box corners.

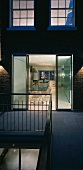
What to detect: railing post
<box><xmin>18</xmin><ymin>101</ymin><xmax>19</xmax><ymax>131</ymax></box>
<box><xmin>38</xmin><ymin>101</ymin><xmax>39</xmax><ymax>131</ymax></box>
<box><xmin>50</xmin><ymin>94</ymin><xmax>52</xmax><ymax>134</ymax></box>
<box><xmin>34</xmin><ymin>101</ymin><xmax>35</xmax><ymax>131</ymax></box>
<box><xmin>19</xmin><ymin>149</ymin><xmax>21</xmax><ymax>170</ymax></box>
<box><xmin>22</xmin><ymin>101</ymin><xmax>23</xmax><ymax>131</ymax></box>
<box><xmin>3</xmin><ymin>99</ymin><xmax>4</xmax><ymax>130</ymax></box>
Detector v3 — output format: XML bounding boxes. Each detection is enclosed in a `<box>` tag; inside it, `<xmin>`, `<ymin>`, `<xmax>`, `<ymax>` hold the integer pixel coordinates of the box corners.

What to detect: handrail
<box><xmin>36</xmin><ymin>101</ymin><xmax>52</xmax><ymax>170</ymax></box>
<box><xmin>0</xmin><ymin>92</ymin><xmax>51</xmax><ymax>95</ymax></box>
<box><xmin>0</xmin><ymin>93</ymin><xmax>52</xmax><ymax>133</ymax></box>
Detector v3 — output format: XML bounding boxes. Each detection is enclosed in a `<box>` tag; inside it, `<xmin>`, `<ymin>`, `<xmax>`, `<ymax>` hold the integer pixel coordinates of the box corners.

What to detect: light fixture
<box><xmin>0</xmin><ymin>60</ymin><xmax>4</xmax><ymax>71</ymax></box>
<box><xmin>0</xmin><ymin>60</ymin><xmax>2</xmax><ymax>65</ymax></box>
<box><xmin>61</xmin><ymin>72</ymin><xmax>65</xmax><ymax>78</ymax></box>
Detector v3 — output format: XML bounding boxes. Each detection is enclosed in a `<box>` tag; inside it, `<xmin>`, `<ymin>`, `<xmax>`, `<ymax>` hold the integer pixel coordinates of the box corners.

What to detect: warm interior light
<box><xmin>61</xmin><ymin>72</ymin><xmax>65</xmax><ymax>78</ymax></box>
<box><xmin>0</xmin><ymin>65</ymin><xmax>4</xmax><ymax>71</ymax></box>
<box><xmin>81</xmin><ymin>66</ymin><xmax>83</xmax><ymax>70</ymax></box>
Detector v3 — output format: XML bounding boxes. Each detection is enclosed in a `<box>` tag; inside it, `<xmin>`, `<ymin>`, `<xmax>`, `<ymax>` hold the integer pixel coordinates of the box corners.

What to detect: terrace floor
<box><xmin>52</xmin><ymin>111</ymin><xmax>83</xmax><ymax>170</ymax></box>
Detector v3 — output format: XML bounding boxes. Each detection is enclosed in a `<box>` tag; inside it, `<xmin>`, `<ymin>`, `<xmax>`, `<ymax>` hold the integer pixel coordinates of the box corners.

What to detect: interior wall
<box><xmin>29</xmin><ymin>65</ymin><xmax>55</xmax><ymax>80</ymax></box>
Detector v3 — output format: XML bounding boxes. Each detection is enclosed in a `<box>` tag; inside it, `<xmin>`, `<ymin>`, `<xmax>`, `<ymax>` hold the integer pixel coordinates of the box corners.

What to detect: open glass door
<box><xmin>56</xmin><ymin>55</ymin><xmax>73</xmax><ymax>110</ymax></box>
<box><xmin>12</xmin><ymin>55</ymin><xmax>29</xmax><ymax>109</ymax></box>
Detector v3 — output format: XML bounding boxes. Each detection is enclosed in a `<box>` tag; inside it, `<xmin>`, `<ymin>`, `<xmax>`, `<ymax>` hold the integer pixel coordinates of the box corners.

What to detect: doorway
<box><xmin>56</xmin><ymin>55</ymin><xmax>73</xmax><ymax>110</ymax></box>
<box><xmin>12</xmin><ymin>54</ymin><xmax>73</xmax><ymax>110</ymax></box>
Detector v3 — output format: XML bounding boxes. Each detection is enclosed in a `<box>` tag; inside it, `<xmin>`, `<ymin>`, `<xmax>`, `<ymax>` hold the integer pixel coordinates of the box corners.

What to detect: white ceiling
<box><xmin>29</xmin><ymin>55</ymin><xmax>71</xmax><ymax>66</ymax></box>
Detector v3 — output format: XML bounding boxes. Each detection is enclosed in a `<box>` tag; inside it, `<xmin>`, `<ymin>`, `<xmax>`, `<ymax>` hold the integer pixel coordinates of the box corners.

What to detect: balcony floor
<box><xmin>52</xmin><ymin>111</ymin><xmax>83</xmax><ymax>170</ymax></box>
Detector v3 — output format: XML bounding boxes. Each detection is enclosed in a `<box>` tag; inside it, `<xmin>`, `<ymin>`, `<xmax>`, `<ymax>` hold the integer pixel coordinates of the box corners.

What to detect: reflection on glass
<box><xmin>2</xmin><ymin>149</ymin><xmax>19</xmax><ymax>170</ymax></box>
<box><xmin>13</xmin><ymin>56</ymin><xmax>27</xmax><ymax>109</ymax></box>
<box><xmin>58</xmin><ymin>56</ymin><xmax>71</xmax><ymax>109</ymax></box>
<box><xmin>21</xmin><ymin>149</ymin><xmax>39</xmax><ymax>170</ymax></box>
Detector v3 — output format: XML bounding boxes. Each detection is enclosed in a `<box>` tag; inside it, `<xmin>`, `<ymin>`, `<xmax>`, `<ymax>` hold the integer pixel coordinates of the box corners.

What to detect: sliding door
<box><xmin>12</xmin><ymin>55</ymin><xmax>29</xmax><ymax>109</ymax></box>
<box><xmin>56</xmin><ymin>55</ymin><xmax>73</xmax><ymax>110</ymax></box>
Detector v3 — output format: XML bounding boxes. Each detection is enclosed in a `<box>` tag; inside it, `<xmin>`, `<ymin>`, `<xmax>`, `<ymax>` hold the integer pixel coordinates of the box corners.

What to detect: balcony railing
<box><xmin>0</xmin><ymin>93</ymin><xmax>52</xmax><ymax>170</ymax></box>
<box><xmin>0</xmin><ymin>93</ymin><xmax>52</xmax><ymax>133</ymax></box>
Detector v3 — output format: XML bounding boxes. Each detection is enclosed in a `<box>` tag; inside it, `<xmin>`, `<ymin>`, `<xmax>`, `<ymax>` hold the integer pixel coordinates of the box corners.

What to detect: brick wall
<box><xmin>73</xmin><ymin>54</ymin><xmax>83</xmax><ymax>110</ymax></box>
<box><xmin>0</xmin><ymin>66</ymin><xmax>10</xmax><ymax>93</ymax></box>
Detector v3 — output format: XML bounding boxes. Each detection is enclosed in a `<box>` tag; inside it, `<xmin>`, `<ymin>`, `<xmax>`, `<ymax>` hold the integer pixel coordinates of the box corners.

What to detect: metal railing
<box><xmin>0</xmin><ymin>93</ymin><xmax>52</xmax><ymax>133</ymax></box>
<box><xmin>36</xmin><ymin>96</ymin><xmax>52</xmax><ymax>170</ymax></box>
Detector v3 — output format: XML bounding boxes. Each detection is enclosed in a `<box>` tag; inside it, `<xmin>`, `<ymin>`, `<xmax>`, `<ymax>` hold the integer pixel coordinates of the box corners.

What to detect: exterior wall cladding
<box><xmin>1</xmin><ymin>0</ymin><xmax>83</xmax><ymax>110</ymax></box>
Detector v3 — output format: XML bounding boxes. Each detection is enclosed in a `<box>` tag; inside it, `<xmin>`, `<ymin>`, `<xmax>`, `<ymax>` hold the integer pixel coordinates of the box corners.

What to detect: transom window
<box><xmin>11</xmin><ymin>0</ymin><xmax>35</xmax><ymax>27</ymax></box>
<box><xmin>50</xmin><ymin>0</ymin><xmax>75</xmax><ymax>27</ymax></box>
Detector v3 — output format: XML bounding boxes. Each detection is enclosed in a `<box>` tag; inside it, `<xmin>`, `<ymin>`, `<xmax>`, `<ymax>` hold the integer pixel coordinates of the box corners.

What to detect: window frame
<box><xmin>48</xmin><ymin>0</ymin><xmax>77</xmax><ymax>30</ymax></box>
<box><xmin>8</xmin><ymin>0</ymin><xmax>36</xmax><ymax>30</ymax></box>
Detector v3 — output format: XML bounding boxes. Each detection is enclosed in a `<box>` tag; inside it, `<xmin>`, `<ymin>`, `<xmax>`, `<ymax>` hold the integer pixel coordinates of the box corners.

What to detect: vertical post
<box><xmin>18</xmin><ymin>101</ymin><xmax>19</xmax><ymax>131</ymax></box>
<box><xmin>34</xmin><ymin>101</ymin><xmax>35</xmax><ymax>131</ymax></box>
<box><xmin>14</xmin><ymin>108</ymin><xmax>15</xmax><ymax>131</ymax></box>
<box><xmin>7</xmin><ymin>100</ymin><xmax>8</xmax><ymax>130</ymax></box>
<box><xmin>30</xmin><ymin>101</ymin><xmax>31</xmax><ymax>131</ymax></box>
<box><xmin>38</xmin><ymin>101</ymin><xmax>39</xmax><ymax>131</ymax></box>
<box><xmin>26</xmin><ymin>102</ymin><xmax>27</xmax><ymax>131</ymax></box>
<box><xmin>42</xmin><ymin>101</ymin><xmax>43</xmax><ymax>131</ymax></box>
<box><xmin>46</xmin><ymin>101</ymin><xmax>47</xmax><ymax>119</ymax></box>
<box><xmin>19</xmin><ymin>149</ymin><xmax>21</xmax><ymax>170</ymax></box>
<box><xmin>50</xmin><ymin>94</ymin><xmax>52</xmax><ymax>134</ymax></box>
<box><xmin>22</xmin><ymin>101</ymin><xmax>23</xmax><ymax>131</ymax></box>
<box><xmin>3</xmin><ymin>99</ymin><xmax>4</xmax><ymax>130</ymax></box>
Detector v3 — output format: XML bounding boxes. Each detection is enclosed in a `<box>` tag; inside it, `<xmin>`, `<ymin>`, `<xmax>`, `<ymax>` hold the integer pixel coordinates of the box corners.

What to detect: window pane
<box><xmin>13</xmin><ymin>11</ymin><xmax>19</xmax><ymax>18</ymax></box>
<box><xmin>20</xmin><ymin>19</ymin><xmax>26</xmax><ymax>25</ymax></box>
<box><xmin>3</xmin><ymin>149</ymin><xmax>19</xmax><ymax>170</ymax></box>
<box><xmin>66</xmin><ymin>9</ymin><xmax>73</xmax><ymax>17</ymax></box>
<box><xmin>27</xmin><ymin>1</ymin><xmax>34</xmax><ymax>9</ymax></box>
<box><xmin>50</xmin><ymin>71</ymin><xmax>54</xmax><ymax>80</ymax></box>
<box><xmin>13</xmin><ymin>1</ymin><xmax>19</xmax><ymax>9</ymax></box>
<box><xmin>66</xmin><ymin>0</ymin><xmax>73</xmax><ymax>8</ymax></box>
<box><xmin>20</xmin><ymin>1</ymin><xmax>26</xmax><ymax>9</ymax></box>
<box><xmin>50</xmin><ymin>0</ymin><xmax>75</xmax><ymax>27</ymax></box>
<box><xmin>58</xmin><ymin>18</ymin><xmax>66</xmax><ymax>25</ymax></box>
<box><xmin>12</xmin><ymin>0</ymin><xmax>35</xmax><ymax>27</ymax></box>
<box><xmin>51</xmin><ymin>10</ymin><xmax>57</xmax><ymax>17</ymax></box>
<box><xmin>51</xmin><ymin>18</ymin><xmax>57</xmax><ymax>25</ymax></box>
<box><xmin>59</xmin><ymin>0</ymin><xmax>65</xmax><ymax>8</ymax></box>
<box><xmin>59</xmin><ymin>10</ymin><xmax>65</xmax><ymax>17</ymax></box>
<box><xmin>27</xmin><ymin>19</ymin><xmax>34</xmax><ymax>26</ymax></box>
<box><xmin>21</xmin><ymin>149</ymin><xmax>39</xmax><ymax>170</ymax></box>
<box><xmin>13</xmin><ymin>19</ymin><xmax>19</xmax><ymax>26</ymax></box>
<box><xmin>51</xmin><ymin>1</ymin><xmax>58</xmax><ymax>8</ymax></box>
<box><xmin>28</xmin><ymin>10</ymin><xmax>34</xmax><ymax>18</ymax></box>
<box><xmin>20</xmin><ymin>10</ymin><xmax>27</xmax><ymax>18</ymax></box>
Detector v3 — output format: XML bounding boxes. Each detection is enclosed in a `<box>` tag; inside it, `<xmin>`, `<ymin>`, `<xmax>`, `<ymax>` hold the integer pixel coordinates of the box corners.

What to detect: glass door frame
<box><xmin>12</xmin><ymin>53</ymin><xmax>29</xmax><ymax>110</ymax></box>
<box><xmin>56</xmin><ymin>54</ymin><xmax>73</xmax><ymax>111</ymax></box>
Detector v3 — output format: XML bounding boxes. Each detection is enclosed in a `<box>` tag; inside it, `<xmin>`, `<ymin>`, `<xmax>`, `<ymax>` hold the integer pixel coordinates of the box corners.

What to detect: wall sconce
<box><xmin>0</xmin><ymin>60</ymin><xmax>4</xmax><ymax>72</ymax></box>
<box><xmin>81</xmin><ymin>66</ymin><xmax>83</xmax><ymax>70</ymax></box>
<box><xmin>0</xmin><ymin>60</ymin><xmax>2</xmax><ymax>65</ymax></box>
